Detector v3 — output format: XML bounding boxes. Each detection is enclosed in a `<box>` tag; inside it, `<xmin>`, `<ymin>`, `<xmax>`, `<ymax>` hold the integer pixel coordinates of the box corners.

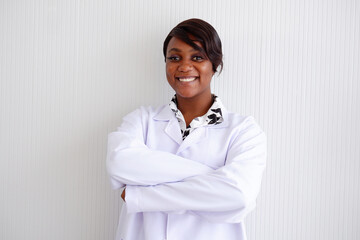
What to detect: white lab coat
<box><xmin>106</xmin><ymin>104</ymin><xmax>266</xmax><ymax>240</ymax></box>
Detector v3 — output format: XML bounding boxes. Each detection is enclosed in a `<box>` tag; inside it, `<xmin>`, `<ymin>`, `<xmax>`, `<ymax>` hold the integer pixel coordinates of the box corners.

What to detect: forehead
<box><xmin>167</xmin><ymin>37</ymin><xmax>202</xmax><ymax>53</ymax></box>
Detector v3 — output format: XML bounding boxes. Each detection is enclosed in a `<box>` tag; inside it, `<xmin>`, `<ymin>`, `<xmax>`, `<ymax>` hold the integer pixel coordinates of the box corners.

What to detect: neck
<box><xmin>176</xmin><ymin>92</ymin><xmax>213</xmax><ymax>126</ymax></box>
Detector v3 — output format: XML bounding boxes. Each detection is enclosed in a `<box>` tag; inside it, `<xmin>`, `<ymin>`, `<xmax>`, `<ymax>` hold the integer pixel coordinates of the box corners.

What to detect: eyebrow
<box><xmin>167</xmin><ymin>48</ymin><xmax>197</xmax><ymax>54</ymax></box>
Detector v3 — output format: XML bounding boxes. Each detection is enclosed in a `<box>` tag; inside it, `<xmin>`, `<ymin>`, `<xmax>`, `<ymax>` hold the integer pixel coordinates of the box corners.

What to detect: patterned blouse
<box><xmin>169</xmin><ymin>95</ymin><xmax>224</xmax><ymax>140</ymax></box>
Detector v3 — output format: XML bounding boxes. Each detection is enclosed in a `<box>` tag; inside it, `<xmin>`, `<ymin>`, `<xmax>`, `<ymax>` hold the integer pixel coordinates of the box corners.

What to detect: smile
<box><xmin>177</xmin><ymin>77</ymin><xmax>198</xmax><ymax>82</ymax></box>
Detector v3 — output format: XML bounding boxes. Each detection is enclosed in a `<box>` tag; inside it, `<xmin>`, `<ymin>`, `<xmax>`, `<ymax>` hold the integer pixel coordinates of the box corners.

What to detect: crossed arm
<box><xmin>106</xmin><ymin>108</ymin><xmax>266</xmax><ymax>223</ymax></box>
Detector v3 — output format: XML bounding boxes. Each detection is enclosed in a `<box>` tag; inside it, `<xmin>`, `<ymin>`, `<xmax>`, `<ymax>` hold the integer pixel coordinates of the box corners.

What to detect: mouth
<box><xmin>176</xmin><ymin>76</ymin><xmax>198</xmax><ymax>82</ymax></box>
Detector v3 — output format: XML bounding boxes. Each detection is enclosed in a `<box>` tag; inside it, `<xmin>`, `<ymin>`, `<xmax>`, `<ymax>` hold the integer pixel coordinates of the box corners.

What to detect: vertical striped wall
<box><xmin>0</xmin><ymin>1</ymin><xmax>359</xmax><ymax>239</ymax></box>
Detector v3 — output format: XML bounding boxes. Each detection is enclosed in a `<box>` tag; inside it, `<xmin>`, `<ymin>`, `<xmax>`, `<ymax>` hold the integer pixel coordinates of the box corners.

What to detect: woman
<box><xmin>107</xmin><ymin>18</ymin><xmax>266</xmax><ymax>240</ymax></box>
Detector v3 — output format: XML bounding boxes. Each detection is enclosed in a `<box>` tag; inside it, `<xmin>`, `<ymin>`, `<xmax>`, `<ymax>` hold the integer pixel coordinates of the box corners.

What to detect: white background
<box><xmin>0</xmin><ymin>0</ymin><xmax>359</xmax><ymax>239</ymax></box>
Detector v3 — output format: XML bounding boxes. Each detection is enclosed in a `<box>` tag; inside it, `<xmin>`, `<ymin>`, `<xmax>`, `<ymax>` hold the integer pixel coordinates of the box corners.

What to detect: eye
<box><xmin>192</xmin><ymin>55</ymin><xmax>204</xmax><ymax>61</ymax></box>
<box><xmin>167</xmin><ymin>56</ymin><xmax>180</xmax><ymax>61</ymax></box>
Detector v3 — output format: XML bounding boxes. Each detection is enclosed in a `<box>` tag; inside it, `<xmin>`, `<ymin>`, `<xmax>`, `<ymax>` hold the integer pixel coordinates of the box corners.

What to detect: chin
<box><xmin>176</xmin><ymin>92</ymin><xmax>198</xmax><ymax>99</ymax></box>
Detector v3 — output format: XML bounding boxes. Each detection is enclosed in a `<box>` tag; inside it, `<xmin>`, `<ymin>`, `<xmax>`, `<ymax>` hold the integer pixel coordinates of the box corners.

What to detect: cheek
<box><xmin>166</xmin><ymin>64</ymin><xmax>176</xmax><ymax>78</ymax></box>
<box><xmin>199</xmin><ymin>63</ymin><xmax>214</xmax><ymax>77</ymax></box>
<box><xmin>165</xmin><ymin>66</ymin><xmax>172</xmax><ymax>83</ymax></box>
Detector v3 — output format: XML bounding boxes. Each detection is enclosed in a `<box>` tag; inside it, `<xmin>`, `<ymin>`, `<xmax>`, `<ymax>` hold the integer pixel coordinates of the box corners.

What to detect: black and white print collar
<box><xmin>169</xmin><ymin>94</ymin><xmax>224</xmax><ymax>140</ymax></box>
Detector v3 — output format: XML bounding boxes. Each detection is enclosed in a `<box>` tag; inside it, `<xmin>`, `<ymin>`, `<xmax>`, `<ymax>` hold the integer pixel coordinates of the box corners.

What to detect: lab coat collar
<box><xmin>153</xmin><ymin>106</ymin><xmax>183</xmax><ymax>145</ymax></box>
<box><xmin>153</xmin><ymin>105</ymin><xmax>230</xmax><ymax>149</ymax></box>
<box><xmin>153</xmin><ymin>104</ymin><xmax>230</xmax><ymax>128</ymax></box>
<box><xmin>153</xmin><ymin>105</ymin><xmax>176</xmax><ymax>121</ymax></box>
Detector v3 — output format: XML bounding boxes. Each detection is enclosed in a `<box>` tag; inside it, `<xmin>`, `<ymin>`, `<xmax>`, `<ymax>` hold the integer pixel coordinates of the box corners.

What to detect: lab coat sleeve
<box><xmin>106</xmin><ymin>107</ymin><xmax>213</xmax><ymax>189</ymax></box>
<box><xmin>125</xmin><ymin>117</ymin><xmax>266</xmax><ymax>223</ymax></box>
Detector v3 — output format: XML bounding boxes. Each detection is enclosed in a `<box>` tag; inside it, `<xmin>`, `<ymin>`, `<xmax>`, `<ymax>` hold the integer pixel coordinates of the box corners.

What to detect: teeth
<box><xmin>178</xmin><ymin>77</ymin><xmax>197</xmax><ymax>82</ymax></box>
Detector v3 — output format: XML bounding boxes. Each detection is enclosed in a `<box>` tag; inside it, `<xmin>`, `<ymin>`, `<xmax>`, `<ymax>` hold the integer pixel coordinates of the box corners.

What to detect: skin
<box><xmin>166</xmin><ymin>37</ymin><xmax>215</xmax><ymax>126</ymax></box>
<box><xmin>121</xmin><ymin>37</ymin><xmax>215</xmax><ymax>201</ymax></box>
<box><xmin>121</xmin><ymin>188</ymin><xmax>126</xmax><ymax>201</ymax></box>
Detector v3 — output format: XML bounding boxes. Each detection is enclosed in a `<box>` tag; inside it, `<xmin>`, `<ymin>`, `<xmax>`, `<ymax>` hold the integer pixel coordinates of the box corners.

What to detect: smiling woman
<box><xmin>106</xmin><ymin>18</ymin><xmax>266</xmax><ymax>240</ymax></box>
<box><xmin>164</xmin><ymin>19</ymin><xmax>223</xmax><ymax>127</ymax></box>
<box><xmin>165</xmin><ymin>37</ymin><xmax>214</xmax><ymax>125</ymax></box>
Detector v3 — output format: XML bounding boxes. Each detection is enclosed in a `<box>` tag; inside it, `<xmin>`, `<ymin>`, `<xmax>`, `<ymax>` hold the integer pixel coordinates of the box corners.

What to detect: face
<box><xmin>165</xmin><ymin>37</ymin><xmax>214</xmax><ymax>101</ymax></box>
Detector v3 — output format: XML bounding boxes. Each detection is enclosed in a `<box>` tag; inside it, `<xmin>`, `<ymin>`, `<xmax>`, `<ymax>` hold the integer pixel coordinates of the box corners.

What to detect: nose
<box><xmin>178</xmin><ymin>60</ymin><xmax>193</xmax><ymax>72</ymax></box>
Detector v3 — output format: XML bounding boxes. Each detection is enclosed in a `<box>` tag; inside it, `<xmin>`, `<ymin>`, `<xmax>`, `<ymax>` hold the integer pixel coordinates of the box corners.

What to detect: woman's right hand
<box><xmin>121</xmin><ymin>188</ymin><xmax>126</xmax><ymax>202</ymax></box>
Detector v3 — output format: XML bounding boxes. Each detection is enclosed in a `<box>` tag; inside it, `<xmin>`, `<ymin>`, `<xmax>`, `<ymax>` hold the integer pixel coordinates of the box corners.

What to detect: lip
<box><xmin>175</xmin><ymin>76</ymin><xmax>199</xmax><ymax>82</ymax></box>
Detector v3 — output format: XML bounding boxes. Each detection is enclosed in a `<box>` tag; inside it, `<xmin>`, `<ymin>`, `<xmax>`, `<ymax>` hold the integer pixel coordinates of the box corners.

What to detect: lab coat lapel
<box><xmin>176</xmin><ymin>127</ymin><xmax>208</xmax><ymax>154</ymax></box>
<box><xmin>153</xmin><ymin>104</ymin><xmax>229</xmax><ymax>151</ymax></box>
<box><xmin>176</xmin><ymin>109</ymin><xmax>229</xmax><ymax>154</ymax></box>
<box><xmin>153</xmin><ymin>105</ymin><xmax>182</xmax><ymax>145</ymax></box>
<box><xmin>164</xmin><ymin>118</ymin><xmax>183</xmax><ymax>145</ymax></box>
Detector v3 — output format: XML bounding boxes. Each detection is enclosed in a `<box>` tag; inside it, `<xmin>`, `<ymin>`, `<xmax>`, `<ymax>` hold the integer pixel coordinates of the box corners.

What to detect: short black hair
<box><xmin>163</xmin><ymin>18</ymin><xmax>223</xmax><ymax>73</ymax></box>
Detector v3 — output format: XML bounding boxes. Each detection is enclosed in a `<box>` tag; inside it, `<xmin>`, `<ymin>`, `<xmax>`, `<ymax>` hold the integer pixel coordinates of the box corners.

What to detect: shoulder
<box><xmin>223</xmin><ymin>111</ymin><xmax>266</xmax><ymax>146</ymax></box>
<box><xmin>225</xmin><ymin>112</ymin><xmax>263</xmax><ymax>132</ymax></box>
<box><xmin>116</xmin><ymin>105</ymin><xmax>170</xmax><ymax>134</ymax></box>
<box><xmin>211</xmin><ymin>96</ymin><xmax>264</xmax><ymax>135</ymax></box>
<box><xmin>122</xmin><ymin>104</ymin><xmax>171</xmax><ymax>122</ymax></box>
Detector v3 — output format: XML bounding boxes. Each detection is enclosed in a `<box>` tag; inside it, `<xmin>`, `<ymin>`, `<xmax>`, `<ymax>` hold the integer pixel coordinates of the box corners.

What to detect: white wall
<box><xmin>1</xmin><ymin>0</ymin><xmax>359</xmax><ymax>239</ymax></box>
